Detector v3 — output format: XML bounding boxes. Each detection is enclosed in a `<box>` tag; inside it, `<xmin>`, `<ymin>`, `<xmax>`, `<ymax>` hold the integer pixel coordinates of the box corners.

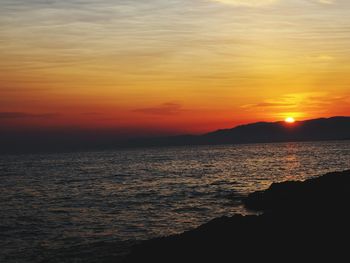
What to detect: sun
<box><xmin>285</xmin><ymin>117</ymin><xmax>295</xmax><ymax>123</ymax></box>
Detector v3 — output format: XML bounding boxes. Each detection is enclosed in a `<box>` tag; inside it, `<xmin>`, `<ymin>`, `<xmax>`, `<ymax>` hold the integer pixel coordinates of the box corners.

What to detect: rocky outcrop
<box><xmin>244</xmin><ymin>170</ymin><xmax>350</xmax><ymax>212</ymax></box>
<box><xmin>124</xmin><ymin>170</ymin><xmax>350</xmax><ymax>262</ymax></box>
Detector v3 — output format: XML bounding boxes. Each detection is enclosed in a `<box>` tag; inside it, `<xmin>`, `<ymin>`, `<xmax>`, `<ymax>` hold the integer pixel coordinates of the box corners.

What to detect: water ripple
<box><xmin>0</xmin><ymin>141</ymin><xmax>349</xmax><ymax>262</ymax></box>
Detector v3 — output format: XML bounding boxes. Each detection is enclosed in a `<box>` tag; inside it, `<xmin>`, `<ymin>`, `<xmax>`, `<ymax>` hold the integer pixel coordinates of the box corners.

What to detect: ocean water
<box><xmin>1</xmin><ymin>141</ymin><xmax>349</xmax><ymax>262</ymax></box>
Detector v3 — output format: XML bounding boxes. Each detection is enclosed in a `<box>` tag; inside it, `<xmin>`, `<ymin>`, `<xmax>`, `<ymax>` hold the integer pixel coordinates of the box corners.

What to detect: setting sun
<box><xmin>285</xmin><ymin>117</ymin><xmax>295</xmax><ymax>123</ymax></box>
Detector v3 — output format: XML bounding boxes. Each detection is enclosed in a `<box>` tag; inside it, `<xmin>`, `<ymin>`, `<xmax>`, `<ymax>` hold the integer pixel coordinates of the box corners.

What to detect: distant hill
<box><xmin>1</xmin><ymin>116</ymin><xmax>349</xmax><ymax>154</ymax></box>
<box><xmin>129</xmin><ymin>116</ymin><xmax>350</xmax><ymax>147</ymax></box>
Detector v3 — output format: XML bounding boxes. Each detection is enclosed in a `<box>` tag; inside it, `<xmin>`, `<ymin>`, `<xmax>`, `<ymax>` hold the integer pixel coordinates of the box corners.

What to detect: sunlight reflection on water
<box><xmin>0</xmin><ymin>141</ymin><xmax>349</xmax><ymax>262</ymax></box>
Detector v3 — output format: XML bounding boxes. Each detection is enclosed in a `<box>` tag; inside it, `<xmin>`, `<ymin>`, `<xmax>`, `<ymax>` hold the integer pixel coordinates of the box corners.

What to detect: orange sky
<box><xmin>1</xmin><ymin>0</ymin><xmax>349</xmax><ymax>136</ymax></box>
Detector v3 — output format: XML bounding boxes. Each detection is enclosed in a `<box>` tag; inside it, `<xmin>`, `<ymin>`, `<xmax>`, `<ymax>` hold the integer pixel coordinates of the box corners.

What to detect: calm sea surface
<box><xmin>1</xmin><ymin>141</ymin><xmax>349</xmax><ymax>262</ymax></box>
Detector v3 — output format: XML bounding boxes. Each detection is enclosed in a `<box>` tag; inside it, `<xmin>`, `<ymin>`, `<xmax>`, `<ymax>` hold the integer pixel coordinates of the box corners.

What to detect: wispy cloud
<box><xmin>133</xmin><ymin>103</ymin><xmax>184</xmax><ymax>116</ymax></box>
<box><xmin>0</xmin><ymin>112</ymin><xmax>60</xmax><ymax>119</ymax></box>
<box><xmin>316</xmin><ymin>0</ymin><xmax>336</xmax><ymax>4</ymax></box>
<box><xmin>251</xmin><ymin>102</ymin><xmax>296</xmax><ymax>108</ymax></box>
<box><xmin>212</xmin><ymin>0</ymin><xmax>336</xmax><ymax>6</ymax></box>
<box><xmin>212</xmin><ymin>0</ymin><xmax>277</xmax><ymax>7</ymax></box>
<box><xmin>81</xmin><ymin>112</ymin><xmax>103</xmax><ymax>116</ymax></box>
<box><xmin>243</xmin><ymin>93</ymin><xmax>324</xmax><ymax>109</ymax></box>
<box><xmin>0</xmin><ymin>0</ymin><xmax>349</xmax><ymax>131</ymax></box>
<box><xmin>242</xmin><ymin>92</ymin><xmax>349</xmax><ymax>118</ymax></box>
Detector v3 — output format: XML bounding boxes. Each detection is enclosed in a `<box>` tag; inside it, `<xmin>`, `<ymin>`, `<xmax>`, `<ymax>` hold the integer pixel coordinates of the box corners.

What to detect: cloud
<box><xmin>315</xmin><ymin>55</ymin><xmax>334</xmax><ymax>61</ymax></box>
<box><xmin>133</xmin><ymin>103</ymin><xmax>184</xmax><ymax>115</ymax></box>
<box><xmin>211</xmin><ymin>0</ymin><xmax>335</xmax><ymax>6</ymax></box>
<box><xmin>317</xmin><ymin>0</ymin><xmax>335</xmax><ymax>4</ymax></box>
<box><xmin>81</xmin><ymin>112</ymin><xmax>103</xmax><ymax>116</ymax></box>
<box><xmin>242</xmin><ymin>92</ymin><xmax>349</xmax><ymax>118</ymax></box>
<box><xmin>211</xmin><ymin>0</ymin><xmax>277</xmax><ymax>6</ymax></box>
<box><xmin>0</xmin><ymin>112</ymin><xmax>60</xmax><ymax>119</ymax></box>
<box><xmin>254</xmin><ymin>102</ymin><xmax>296</xmax><ymax>108</ymax></box>
<box><xmin>242</xmin><ymin>92</ymin><xmax>324</xmax><ymax>110</ymax></box>
<box><xmin>242</xmin><ymin>99</ymin><xmax>298</xmax><ymax>109</ymax></box>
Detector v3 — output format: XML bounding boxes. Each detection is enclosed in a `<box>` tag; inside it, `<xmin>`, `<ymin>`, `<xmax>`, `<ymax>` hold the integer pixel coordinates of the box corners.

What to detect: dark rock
<box><xmin>124</xmin><ymin>170</ymin><xmax>350</xmax><ymax>263</ymax></box>
<box><xmin>244</xmin><ymin>170</ymin><xmax>350</xmax><ymax>212</ymax></box>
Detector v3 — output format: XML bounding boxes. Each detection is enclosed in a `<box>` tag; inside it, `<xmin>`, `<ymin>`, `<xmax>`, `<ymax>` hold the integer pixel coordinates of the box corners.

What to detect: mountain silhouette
<box><xmin>1</xmin><ymin>116</ymin><xmax>349</xmax><ymax>154</ymax></box>
<box><xmin>129</xmin><ymin>116</ymin><xmax>350</xmax><ymax>147</ymax></box>
<box><xmin>204</xmin><ymin>116</ymin><xmax>350</xmax><ymax>143</ymax></box>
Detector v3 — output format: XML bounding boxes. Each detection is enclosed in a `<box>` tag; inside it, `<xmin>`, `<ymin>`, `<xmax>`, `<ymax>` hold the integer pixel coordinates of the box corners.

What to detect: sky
<box><xmin>1</xmin><ymin>0</ymin><xmax>350</xmax><ymax>137</ymax></box>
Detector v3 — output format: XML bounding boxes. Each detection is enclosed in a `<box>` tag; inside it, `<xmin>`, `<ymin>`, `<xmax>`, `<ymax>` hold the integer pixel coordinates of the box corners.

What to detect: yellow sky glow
<box><xmin>0</xmin><ymin>0</ymin><xmax>349</xmax><ymax>134</ymax></box>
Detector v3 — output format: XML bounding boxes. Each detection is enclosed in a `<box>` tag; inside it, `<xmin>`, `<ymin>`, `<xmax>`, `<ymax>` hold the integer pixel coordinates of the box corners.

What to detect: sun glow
<box><xmin>285</xmin><ymin>117</ymin><xmax>295</xmax><ymax>123</ymax></box>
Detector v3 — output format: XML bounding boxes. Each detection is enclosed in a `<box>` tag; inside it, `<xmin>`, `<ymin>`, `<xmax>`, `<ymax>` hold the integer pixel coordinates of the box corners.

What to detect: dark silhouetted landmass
<box><xmin>1</xmin><ymin>116</ymin><xmax>349</xmax><ymax>154</ymax></box>
<box><xmin>129</xmin><ymin>116</ymin><xmax>350</xmax><ymax>147</ymax></box>
<box><xmin>125</xmin><ymin>170</ymin><xmax>350</xmax><ymax>262</ymax></box>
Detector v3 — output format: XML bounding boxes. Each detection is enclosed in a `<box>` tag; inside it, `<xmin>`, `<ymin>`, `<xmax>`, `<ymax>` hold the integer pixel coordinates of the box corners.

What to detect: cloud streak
<box><xmin>212</xmin><ymin>0</ymin><xmax>335</xmax><ymax>6</ymax></box>
<box><xmin>212</xmin><ymin>0</ymin><xmax>277</xmax><ymax>7</ymax></box>
<box><xmin>0</xmin><ymin>112</ymin><xmax>60</xmax><ymax>119</ymax></box>
<box><xmin>133</xmin><ymin>103</ymin><xmax>184</xmax><ymax>116</ymax></box>
<box><xmin>0</xmin><ymin>0</ymin><xmax>349</xmax><ymax>132</ymax></box>
<box><xmin>242</xmin><ymin>92</ymin><xmax>350</xmax><ymax>119</ymax></box>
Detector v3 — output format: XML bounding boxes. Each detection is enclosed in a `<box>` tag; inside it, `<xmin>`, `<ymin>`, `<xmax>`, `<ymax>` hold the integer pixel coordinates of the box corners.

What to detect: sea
<box><xmin>1</xmin><ymin>141</ymin><xmax>349</xmax><ymax>262</ymax></box>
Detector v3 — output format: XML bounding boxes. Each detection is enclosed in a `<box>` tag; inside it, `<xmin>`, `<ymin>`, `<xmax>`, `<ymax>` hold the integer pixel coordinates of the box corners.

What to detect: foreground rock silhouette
<box><xmin>124</xmin><ymin>170</ymin><xmax>350</xmax><ymax>262</ymax></box>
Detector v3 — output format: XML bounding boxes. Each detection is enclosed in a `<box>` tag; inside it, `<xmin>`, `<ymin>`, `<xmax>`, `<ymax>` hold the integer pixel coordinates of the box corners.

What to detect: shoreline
<box><xmin>124</xmin><ymin>170</ymin><xmax>350</xmax><ymax>262</ymax></box>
